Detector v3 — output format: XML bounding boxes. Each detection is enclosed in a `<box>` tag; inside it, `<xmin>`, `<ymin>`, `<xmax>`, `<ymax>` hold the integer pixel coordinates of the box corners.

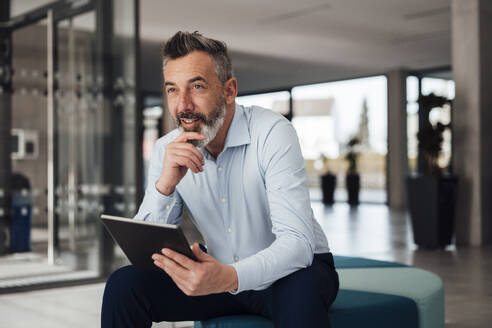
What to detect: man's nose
<box><xmin>176</xmin><ymin>90</ymin><xmax>193</xmax><ymax>112</ymax></box>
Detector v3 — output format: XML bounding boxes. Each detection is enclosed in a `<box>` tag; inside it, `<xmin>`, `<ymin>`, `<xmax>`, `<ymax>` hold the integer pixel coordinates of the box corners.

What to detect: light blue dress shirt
<box><xmin>134</xmin><ymin>103</ymin><xmax>330</xmax><ymax>293</ymax></box>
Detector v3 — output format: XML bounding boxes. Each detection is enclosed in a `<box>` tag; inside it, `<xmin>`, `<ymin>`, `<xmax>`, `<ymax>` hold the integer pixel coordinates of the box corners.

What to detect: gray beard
<box><xmin>176</xmin><ymin>96</ymin><xmax>226</xmax><ymax>148</ymax></box>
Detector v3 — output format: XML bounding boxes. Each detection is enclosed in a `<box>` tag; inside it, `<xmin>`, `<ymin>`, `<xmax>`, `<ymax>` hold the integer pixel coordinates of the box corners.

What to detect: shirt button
<box><xmin>221</xmin><ymin>198</ymin><xmax>227</xmax><ymax>204</ymax></box>
<box><xmin>218</xmin><ymin>167</ymin><xmax>223</xmax><ymax>172</ymax></box>
<box><xmin>165</xmin><ymin>205</ymin><xmax>170</xmax><ymax>210</ymax></box>
<box><xmin>228</xmin><ymin>227</ymin><xmax>232</xmax><ymax>233</ymax></box>
<box><xmin>234</xmin><ymin>256</ymin><xmax>239</xmax><ymax>262</ymax></box>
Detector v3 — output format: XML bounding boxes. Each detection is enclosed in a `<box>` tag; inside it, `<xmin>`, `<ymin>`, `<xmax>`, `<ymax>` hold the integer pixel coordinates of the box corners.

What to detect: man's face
<box><xmin>164</xmin><ymin>51</ymin><xmax>227</xmax><ymax>147</ymax></box>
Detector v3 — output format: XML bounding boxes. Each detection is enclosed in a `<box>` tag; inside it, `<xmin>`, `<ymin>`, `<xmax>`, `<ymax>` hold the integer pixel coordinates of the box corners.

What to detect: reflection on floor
<box><xmin>309</xmin><ymin>187</ymin><xmax>387</xmax><ymax>203</ymax></box>
<box><xmin>0</xmin><ymin>202</ymin><xmax>491</xmax><ymax>328</ymax></box>
<box><xmin>0</xmin><ymin>236</ymin><xmax>101</xmax><ymax>290</ymax></box>
<box><xmin>0</xmin><ymin>253</ymin><xmax>73</xmax><ymax>281</ymax></box>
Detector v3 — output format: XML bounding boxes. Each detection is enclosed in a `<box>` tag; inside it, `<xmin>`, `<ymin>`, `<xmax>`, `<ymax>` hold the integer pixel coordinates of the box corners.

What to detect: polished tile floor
<box><xmin>0</xmin><ymin>202</ymin><xmax>490</xmax><ymax>328</ymax></box>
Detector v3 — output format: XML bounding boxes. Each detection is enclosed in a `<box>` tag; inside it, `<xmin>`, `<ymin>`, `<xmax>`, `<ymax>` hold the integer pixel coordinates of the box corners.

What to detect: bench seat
<box><xmin>195</xmin><ymin>256</ymin><xmax>444</xmax><ymax>328</ymax></box>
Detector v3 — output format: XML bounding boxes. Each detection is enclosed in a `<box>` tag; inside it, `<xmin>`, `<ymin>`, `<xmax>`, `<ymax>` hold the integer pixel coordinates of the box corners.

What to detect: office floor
<box><xmin>0</xmin><ymin>202</ymin><xmax>490</xmax><ymax>328</ymax></box>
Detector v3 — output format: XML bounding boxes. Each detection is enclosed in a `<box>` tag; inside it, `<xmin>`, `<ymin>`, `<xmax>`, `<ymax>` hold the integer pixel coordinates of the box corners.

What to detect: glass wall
<box><xmin>236</xmin><ymin>91</ymin><xmax>290</xmax><ymax>116</ymax></box>
<box><xmin>406</xmin><ymin>74</ymin><xmax>454</xmax><ymax>174</ymax></box>
<box><xmin>292</xmin><ymin>76</ymin><xmax>388</xmax><ymax>203</ymax></box>
<box><xmin>421</xmin><ymin>78</ymin><xmax>454</xmax><ymax>172</ymax></box>
<box><xmin>236</xmin><ymin>78</ymin><xmax>388</xmax><ymax>204</ymax></box>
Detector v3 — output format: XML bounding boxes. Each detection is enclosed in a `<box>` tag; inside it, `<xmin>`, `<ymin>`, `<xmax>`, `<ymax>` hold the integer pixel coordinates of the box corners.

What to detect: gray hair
<box><xmin>161</xmin><ymin>31</ymin><xmax>233</xmax><ymax>84</ymax></box>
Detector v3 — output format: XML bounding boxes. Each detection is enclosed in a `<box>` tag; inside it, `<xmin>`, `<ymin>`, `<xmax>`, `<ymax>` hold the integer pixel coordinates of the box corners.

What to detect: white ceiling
<box><xmin>140</xmin><ymin>0</ymin><xmax>452</xmax><ymax>74</ymax></box>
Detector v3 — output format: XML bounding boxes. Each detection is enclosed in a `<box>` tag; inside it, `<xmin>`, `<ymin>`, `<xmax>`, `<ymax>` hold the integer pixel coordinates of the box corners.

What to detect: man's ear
<box><xmin>223</xmin><ymin>78</ymin><xmax>238</xmax><ymax>105</ymax></box>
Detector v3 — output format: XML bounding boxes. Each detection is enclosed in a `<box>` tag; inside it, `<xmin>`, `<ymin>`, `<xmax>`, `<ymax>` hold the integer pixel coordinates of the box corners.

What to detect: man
<box><xmin>102</xmin><ymin>31</ymin><xmax>339</xmax><ymax>328</ymax></box>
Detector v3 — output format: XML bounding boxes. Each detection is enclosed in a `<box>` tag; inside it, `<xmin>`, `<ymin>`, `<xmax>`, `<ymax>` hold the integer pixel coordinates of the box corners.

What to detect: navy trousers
<box><xmin>101</xmin><ymin>252</ymin><xmax>339</xmax><ymax>328</ymax></box>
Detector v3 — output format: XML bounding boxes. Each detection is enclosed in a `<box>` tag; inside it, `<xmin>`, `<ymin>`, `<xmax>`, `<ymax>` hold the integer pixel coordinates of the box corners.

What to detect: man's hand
<box><xmin>152</xmin><ymin>242</ymin><xmax>238</xmax><ymax>296</ymax></box>
<box><xmin>155</xmin><ymin>132</ymin><xmax>206</xmax><ymax>196</ymax></box>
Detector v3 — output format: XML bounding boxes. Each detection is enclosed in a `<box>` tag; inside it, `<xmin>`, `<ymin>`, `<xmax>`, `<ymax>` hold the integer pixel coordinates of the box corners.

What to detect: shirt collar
<box><xmin>223</xmin><ymin>103</ymin><xmax>251</xmax><ymax>149</ymax></box>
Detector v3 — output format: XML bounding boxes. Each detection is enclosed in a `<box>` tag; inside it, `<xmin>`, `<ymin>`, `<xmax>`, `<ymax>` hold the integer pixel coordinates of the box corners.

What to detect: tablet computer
<box><xmin>101</xmin><ymin>214</ymin><xmax>198</xmax><ymax>270</ymax></box>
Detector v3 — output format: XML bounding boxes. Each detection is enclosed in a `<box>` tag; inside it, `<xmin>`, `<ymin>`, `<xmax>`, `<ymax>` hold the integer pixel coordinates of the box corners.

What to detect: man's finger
<box><xmin>162</xmin><ymin>248</ymin><xmax>197</xmax><ymax>270</ymax></box>
<box><xmin>175</xmin><ymin>132</ymin><xmax>206</xmax><ymax>143</ymax></box>
<box><xmin>191</xmin><ymin>242</ymin><xmax>213</xmax><ymax>262</ymax></box>
<box><xmin>169</xmin><ymin>148</ymin><xmax>204</xmax><ymax>171</ymax></box>
<box><xmin>153</xmin><ymin>255</ymin><xmax>190</xmax><ymax>278</ymax></box>
<box><xmin>173</xmin><ymin>143</ymin><xmax>205</xmax><ymax>163</ymax></box>
<box><xmin>158</xmin><ymin>263</ymin><xmax>190</xmax><ymax>294</ymax></box>
<box><xmin>162</xmin><ymin>255</ymin><xmax>191</xmax><ymax>276</ymax></box>
<box><xmin>174</xmin><ymin>155</ymin><xmax>201</xmax><ymax>173</ymax></box>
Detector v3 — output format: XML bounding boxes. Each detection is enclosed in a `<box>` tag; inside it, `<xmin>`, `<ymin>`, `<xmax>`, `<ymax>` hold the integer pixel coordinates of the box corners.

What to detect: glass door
<box><xmin>0</xmin><ymin>7</ymin><xmax>101</xmax><ymax>290</ymax></box>
<box><xmin>1</xmin><ymin>17</ymin><xmax>57</xmax><ymax>286</ymax></box>
<box><xmin>52</xmin><ymin>10</ymin><xmax>102</xmax><ymax>276</ymax></box>
<box><xmin>0</xmin><ymin>0</ymin><xmax>139</xmax><ymax>291</ymax></box>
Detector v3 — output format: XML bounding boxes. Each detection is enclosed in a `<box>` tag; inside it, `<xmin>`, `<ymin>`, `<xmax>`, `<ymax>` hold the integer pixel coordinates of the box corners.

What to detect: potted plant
<box><xmin>407</xmin><ymin>93</ymin><xmax>458</xmax><ymax>248</ymax></box>
<box><xmin>319</xmin><ymin>154</ymin><xmax>336</xmax><ymax>205</ymax></box>
<box><xmin>345</xmin><ymin>137</ymin><xmax>360</xmax><ymax>206</ymax></box>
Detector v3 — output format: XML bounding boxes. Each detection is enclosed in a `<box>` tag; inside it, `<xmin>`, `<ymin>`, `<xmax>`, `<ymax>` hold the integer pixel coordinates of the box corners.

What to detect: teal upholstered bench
<box><xmin>195</xmin><ymin>256</ymin><xmax>444</xmax><ymax>328</ymax></box>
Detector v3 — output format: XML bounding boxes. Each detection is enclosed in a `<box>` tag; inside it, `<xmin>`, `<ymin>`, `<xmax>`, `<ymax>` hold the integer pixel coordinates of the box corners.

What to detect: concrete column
<box><xmin>387</xmin><ymin>70</ymin><xmax>408</xmax><ymax>210</ymax></box>
<box><xmin>452</xmin><ymin>0</ymin><xmax>492</xmax><ymax>246</ymax></box>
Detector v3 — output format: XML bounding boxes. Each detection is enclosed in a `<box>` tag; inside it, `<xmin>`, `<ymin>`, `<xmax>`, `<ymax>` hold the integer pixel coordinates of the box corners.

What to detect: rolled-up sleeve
<box><xmin>134</xmin><ymin>138</ymin><xmax>183</xmax><ymax>224</ymax></box>
<box><xmin>231</xmin><ymin>119</ymin><xmax>315</xmax><ymax>293</ymax></box>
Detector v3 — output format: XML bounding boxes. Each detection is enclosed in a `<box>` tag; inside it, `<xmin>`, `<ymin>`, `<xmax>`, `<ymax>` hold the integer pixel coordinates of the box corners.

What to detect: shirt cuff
<box><xmin>141</xmin><ymin>184</ymin><xmax>179</xmax><ymax>222</ymax></box>
<box><xmin>229</xmin><ymin>257</ymin><xmax>262</xmax><ymax>294</ymax></box>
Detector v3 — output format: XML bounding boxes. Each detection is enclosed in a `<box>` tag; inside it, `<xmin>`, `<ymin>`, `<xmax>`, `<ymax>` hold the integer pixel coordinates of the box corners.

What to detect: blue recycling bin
<box><xmin>10</xmin><ymin>173</ymin><xmax>32</xmax><ymax>253</ymax></box>
<box><xmin>11</xmin><ymin>191</ymin><xmax>31</xmax><ymax>252</ymax></box>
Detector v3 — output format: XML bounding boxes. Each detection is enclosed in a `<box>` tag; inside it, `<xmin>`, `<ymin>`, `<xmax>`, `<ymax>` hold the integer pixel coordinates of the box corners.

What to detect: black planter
<box><xmin>321</xmin><ymin>173</ymin><xmax>336</xmax><ymax>205</ymax></box>
<box><xmin>407</xmin><ymin>175</ymin><xmax>458</xmax><ymax>248</ymax></box>
<box><xmin>346</xmin><ymin>173</ymin><xmax>360</xmax><ymax>206</ymax></box>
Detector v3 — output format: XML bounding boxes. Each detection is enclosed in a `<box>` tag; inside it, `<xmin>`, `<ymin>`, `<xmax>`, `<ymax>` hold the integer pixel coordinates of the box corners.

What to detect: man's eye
<box><xmin>193</xmin><ymin>84</ymin><xmax>203</xmax><ymax>89</ymax></box>
<box><xmin>167</xmin><ymin>88</ymin><xmax>175</xmax><ymax>94</ymax></box>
